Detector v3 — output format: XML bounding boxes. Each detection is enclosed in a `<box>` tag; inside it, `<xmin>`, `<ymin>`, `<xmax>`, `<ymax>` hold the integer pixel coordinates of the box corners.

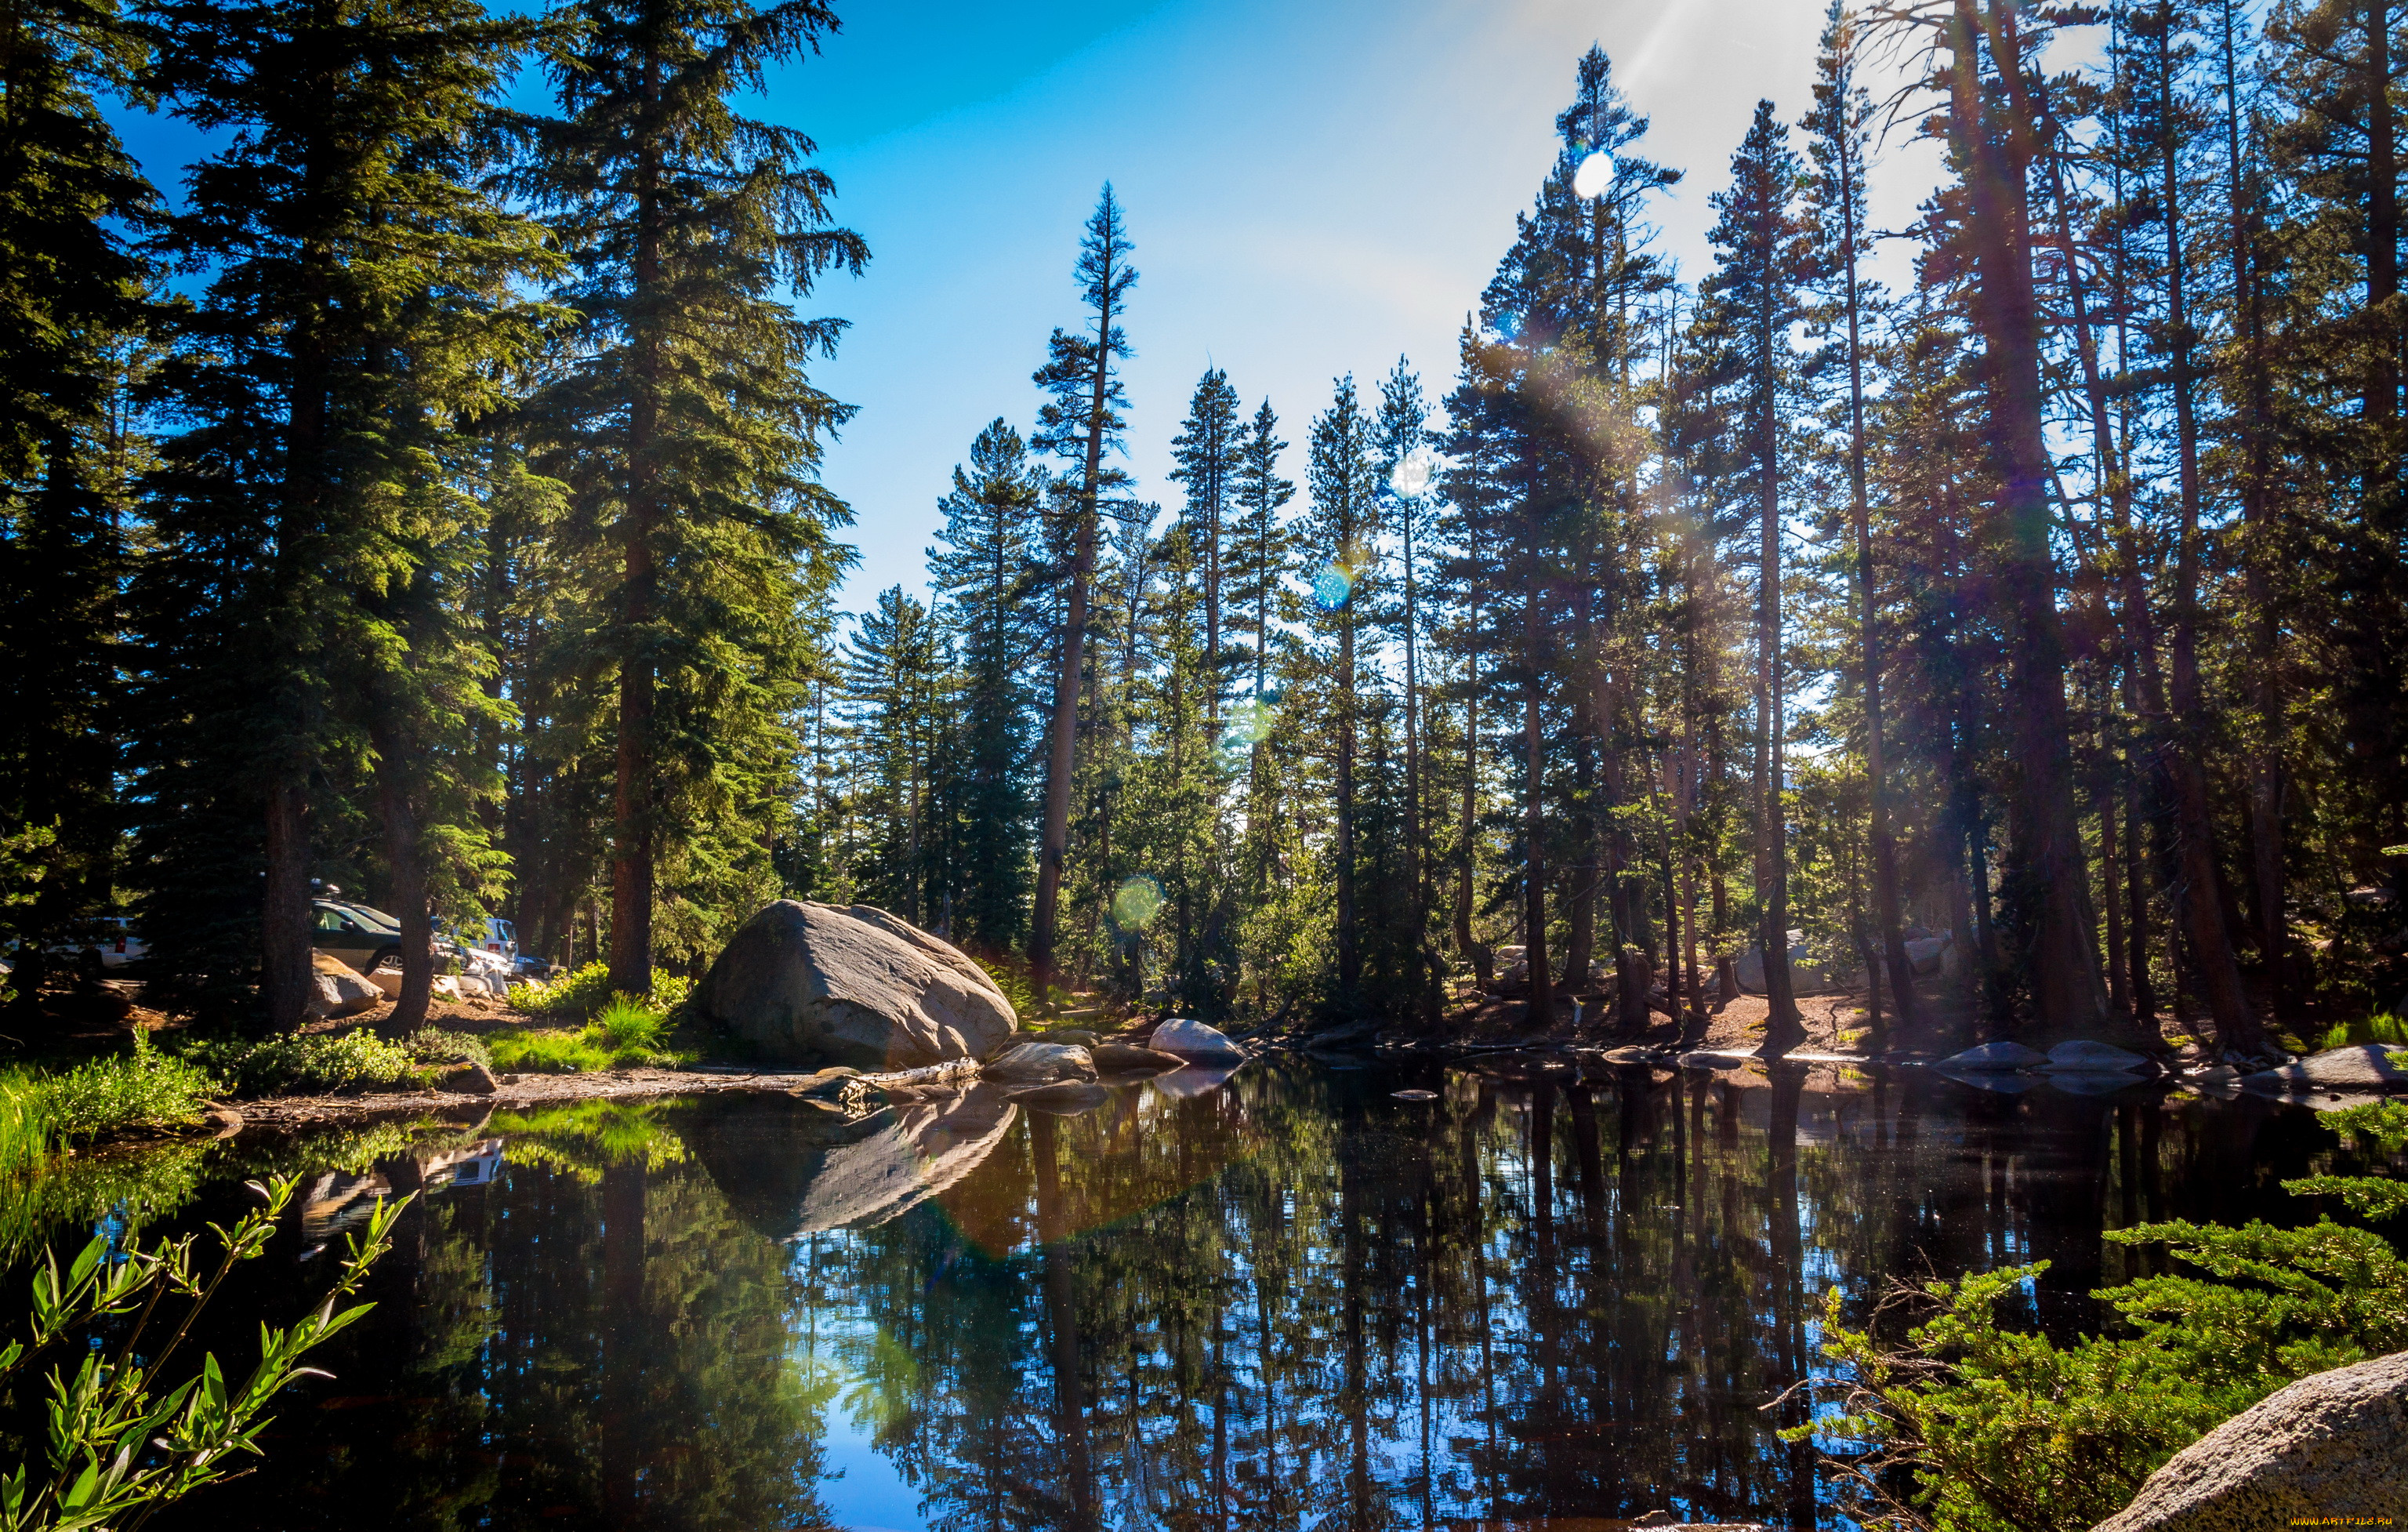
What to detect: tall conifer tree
<box><xmin>524</xmin><ymin>0</ymin><xmax>865</xmax><ymax>996</ymax></box>
<box><xmin>1028</xmin><ymin>187</ymin><xmax>1135</xmax><ymax>997</ymax></box>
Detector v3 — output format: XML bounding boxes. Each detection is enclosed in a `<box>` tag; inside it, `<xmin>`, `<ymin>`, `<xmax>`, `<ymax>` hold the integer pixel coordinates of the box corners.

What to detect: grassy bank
<box><xmin>0</xmin><ymin>1042</ymin><xmax>218</xmax><ymax>1178</ymax></box>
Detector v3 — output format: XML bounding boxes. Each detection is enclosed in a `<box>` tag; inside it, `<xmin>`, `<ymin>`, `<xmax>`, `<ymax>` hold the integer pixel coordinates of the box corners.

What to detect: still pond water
<box><xmin>2</xmin><ymin>1055</ymin><xmax>2370</xmax><ymax>1531</ymax></box>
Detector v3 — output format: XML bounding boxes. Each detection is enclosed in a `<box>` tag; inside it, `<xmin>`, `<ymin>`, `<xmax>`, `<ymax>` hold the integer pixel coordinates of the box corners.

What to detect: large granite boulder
<box><xmin>2094</xmin><ymin>1351</ymin><xmax>2408</xmax><ymax>1531</ymax></box>
<box><xmin>695</xmin><ymin>900</ymin><xmax>1017</xmax><ymax>1069</ymax></box>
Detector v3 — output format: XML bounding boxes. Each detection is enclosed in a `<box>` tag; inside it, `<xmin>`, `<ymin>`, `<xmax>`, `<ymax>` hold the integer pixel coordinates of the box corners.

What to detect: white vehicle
<box><xmin>65</xmin><ymin>917</ymin><xmax>147</xmax><ymax>975</ymax></box>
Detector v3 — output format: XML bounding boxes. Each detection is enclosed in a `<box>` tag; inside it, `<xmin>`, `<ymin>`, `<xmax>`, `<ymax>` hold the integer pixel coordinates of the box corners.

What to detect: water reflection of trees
<box><xmin>101</xmin><ymin>1071</ymin><xmax>2365</xmax><ymax>1531</ymax></box>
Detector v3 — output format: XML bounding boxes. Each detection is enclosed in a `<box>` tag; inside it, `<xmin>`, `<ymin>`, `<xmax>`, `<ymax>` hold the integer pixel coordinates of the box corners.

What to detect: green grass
<box><xmin>0</xmin><ymin>1041</ymin><xmax>218</xmax><ymax>1180</ymax></box>
<box><xmin>487</xmin><ymin>985</ymin><xmax>688</xmax><ymax>1075</ymax></box>
<box><xmin>2320</xmin><ymin>1010</ymin><xmax>2408</xmax><ymax>1050</ymax></box>
<box><xmin>511</xmin><ymin>961</ymin><xmax>690</xmax><ymax>1023</ymax></box>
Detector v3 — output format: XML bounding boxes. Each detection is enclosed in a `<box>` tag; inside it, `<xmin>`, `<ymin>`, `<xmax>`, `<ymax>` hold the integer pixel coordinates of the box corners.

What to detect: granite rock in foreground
<box><xmin>2094</xmin><ymin>1350</ymin><xmax>2408</xmax><ymax>1532</ymax></box>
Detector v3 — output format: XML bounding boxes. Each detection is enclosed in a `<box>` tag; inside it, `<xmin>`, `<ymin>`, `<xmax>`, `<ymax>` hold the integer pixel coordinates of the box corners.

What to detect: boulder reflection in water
<box><xmin>691</xmin><ymin>1084</ymin><xmax>1018</xmax><ymax>1239</ymax></box>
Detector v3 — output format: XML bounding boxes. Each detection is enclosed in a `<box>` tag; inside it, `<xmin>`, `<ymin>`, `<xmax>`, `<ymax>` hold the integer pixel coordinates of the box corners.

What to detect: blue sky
<box><xmin>796</xmin><ymin>0</ymin><xmax>1946</xmax><ymax>615</ymax></box>
<box><xmin>107</xmin><ymin>0</ymin><xmax>1949</xmax><ymax>619</ymax></box>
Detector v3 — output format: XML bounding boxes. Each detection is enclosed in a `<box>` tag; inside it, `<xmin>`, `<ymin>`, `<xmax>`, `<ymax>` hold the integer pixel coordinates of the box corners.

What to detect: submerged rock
<box><xmin>2095</xmin><ymin>1350</ymin><xmax>2408</xmax><ymax>1531</ymax></box>
<box><xmin>981</xmin><ymin>1040</ymin><xmax>1097</xmax><ymax>1085</ymax></box>
<box><xmin>2045</xmin><ymin>1040</ymin><xmax>2153</xmax><ymax>1073</ymax></box>
<box><xmin>694</xmin><ymin>900</ymin><xmax>1017</xmax><ymax>1069</ymax></box>
<box><xmin>1150</xmin><ymin>1018</ymin><xmax>1245</xmax><ymax>1060</ymax></box>
<box><xmin>2240</xmin><ymin>1044</ymin><xmax>2408</xmax><ymax>1097</ymax></box>
<box><xmin>1150</xmin><ymin>1063</ymin><xmax>1239</xmax><ymax>1099</ymax></box>
<box><xmin>1941</xmin><ymin>1040</ymin><xmax>2050</xmax><ymax>1072</ymax></box>
<box><xmin>1091</xmin><ymin>1041</ymin><xmax>1184</xmax><ymax>1074</ymax></box>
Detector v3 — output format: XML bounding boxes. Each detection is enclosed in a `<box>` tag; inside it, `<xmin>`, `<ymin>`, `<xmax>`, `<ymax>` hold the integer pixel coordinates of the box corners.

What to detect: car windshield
<box><xmin>338</xmin><ymin>902</ymin><xmax>401</xmax><ymax>931</ymax></box>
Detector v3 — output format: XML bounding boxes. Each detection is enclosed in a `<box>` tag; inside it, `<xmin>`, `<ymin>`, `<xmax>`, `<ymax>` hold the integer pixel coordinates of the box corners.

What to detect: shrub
<box><xmin>178</xmin><ymin>1031</ymin><xmax>423</xmax><ymax>1097</ymax></box>
<box><xmin>35</xmin><ymin>1046</ymin><xmax>218</xmax><ymax>1139</ymax></box>
<box><xmin>404</xmin><ymin>1026</ymin><xmax>491</xmax><ymax>1071</ymax></box>
<box><xmin>1804</xmin><ymin>1100</ymin><xmax>2408</xmax><ymax>1532</ymax></box>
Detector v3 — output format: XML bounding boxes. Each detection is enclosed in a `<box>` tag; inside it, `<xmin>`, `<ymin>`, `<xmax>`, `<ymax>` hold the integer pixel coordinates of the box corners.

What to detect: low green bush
<box><xmin>177</xmin><ymin>1031</ymin><xmax>423</xmax><ymax>1097</ymax></box>
<box><xmin>403</xmin><ymin>1026</ymin><xmax>491</xmax><ymax>1071</ymax></box>
<box><xmin>1805</xmin><ymin>1100</ymin><xmax>2408</xmax><ymax>1532</ymax></box>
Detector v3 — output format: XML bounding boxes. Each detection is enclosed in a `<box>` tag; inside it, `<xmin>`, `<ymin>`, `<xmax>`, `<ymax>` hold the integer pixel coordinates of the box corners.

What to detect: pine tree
<box><xmin>927</xmin><ymin>417</ymin><xmax>1046</xmax><ymax>952</ymax></box>
<box><xmin>523</xmin><ymin>0</ymin><xmax>866</xmax><ymax>996</ymax></box>
<box><xmin>1695</xmin><ymin>100</ymin><xmax>1812</xmax><ymax>1053</ymax></box>
<box><xmin>1228</xmin><ymin>398</ymin><xmax>1296</xmax><ymax>706</ymax></box>
<box><xmin>1302</xmin><ymin>376</ymin><xmax>1380</xmax><ymax>1004</ymax></box>
<box><xmin>1374</xmin><ymin>358</ymin><xmax>1435</xmax><ymax>952</ymax></box>
<box><xmin>0</xmin><ymin>0</ymin><xmax>154</xmax><ymax>1004</ymax></box>
<box><xmin>1919</xmin><ymin>0</ymin><xmax>2118</xmax><ymax>1036</ymax></box>
<box><xmin>1167</xmin><ymin>366</ymin><xmax>1241</xmax><ymax>725</ymax></box>
<box><xmin>841</xmin><ymin>586</ymin><xmax>941</xmax><ymax>923</ymax></box>
<box><xmin>132</xmin><ymin>0</ymin><xmax>555</xmax><ymax>1027</ymax></box>
<box><xmin>1803</xmin><ymin>0</ymin><xmax>1918</xmax><ymax>1042</ymax></box>
<box><xmin>1028</xmin><ymin>186</ymin><xmax>1136</xmax><ymax>997</ymax></box>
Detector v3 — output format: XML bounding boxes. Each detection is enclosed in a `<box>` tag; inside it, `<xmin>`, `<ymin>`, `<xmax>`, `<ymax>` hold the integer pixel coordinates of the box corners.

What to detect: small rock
<box><xmin>1150</xmin><ymin>1018</ymin><xmax>1245</xmax><ymax>1061</ymax></box>
<box><xmin>201</xmin><ymin>1105</ymin><xmax>245</xmax><ymax>1140</ymax></box>
<box><xmin>981</xmin><ymin>1041</ymin><xmax>1098</xmax><ymax>1086</ymax></box>
<box><xmin>2044</xmin><ymin>1040</ymin><xmax>2152</xmax><ymax>1073</ymax></box>
<box><xmin>1091</xmin><ymin>1042</ymin><xmax>1184</xmax><ymax>1074</ymax></box>
<box><xmin>1940</xmin><ymin>1040</ymin><xmax>2050</xmax><ymax>1072</ymax></box>
<box><xmin>437</xmin><ymin>1062</ymin><xmax>499</xmax><ymax>1095</ymax></box>
<box><xmin>2094</xmin><ymin>1350</ymin><xmax>2408</xmax><ymax>1530</ymax></box>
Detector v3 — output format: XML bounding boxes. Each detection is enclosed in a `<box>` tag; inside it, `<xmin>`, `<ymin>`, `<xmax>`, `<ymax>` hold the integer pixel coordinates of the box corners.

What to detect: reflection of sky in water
<box><xmin>52</xmin><ymin>1062</ymin><xmax>2352</xmax><ymax>1532</ymax></box>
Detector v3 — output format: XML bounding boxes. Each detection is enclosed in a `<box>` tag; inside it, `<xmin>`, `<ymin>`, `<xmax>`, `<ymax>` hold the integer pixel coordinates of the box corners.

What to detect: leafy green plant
<box><xmin>1803</xmin><ymin>1100</ymin><xmax>2408</xmax><ymax>1532</ymax></box>
<box><xmin>0</xmin><ymin>1175</ymin><xmax>405</xmax><ymax>1530</ymax></box>
<box><xmin>2319</xmin><ymin>1011</ymin><xmax>2408</xmax><ymax>1050</ymax></box>
<box><xmin>175</xmin><ymin>1032</ymin><xmax>422</xmax><ymax>1097</ymax></box>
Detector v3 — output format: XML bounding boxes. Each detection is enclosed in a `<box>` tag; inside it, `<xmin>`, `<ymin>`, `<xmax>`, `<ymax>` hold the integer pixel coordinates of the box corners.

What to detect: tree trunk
<box><xmin>609</xmin><ymin>46</ymin><xmax>664</xmax><ymax>999</ymax></box>
<box><xmin>375</xmin><ymin>728</ymin><xmax>434</xmax><ymax>1033</ymax></box>
<box><xmin>1032</xmin><ymin>249</ymin><xmax>1121</xmax><ymax>999</ymax></box>
<box><xmin>1524</xmin><ymin>541</ymin><xmax>1551</xmax><ymax>1029</ymax></box>
<box><xmin>2157</xmin><ymin>6</ymin><xmax>2264</xmax><ymax>1048</ymax></box>
<box><xmin>263</xmin><ymin>780</ymin><xmax>313</xmax><ymax>1030</ymax></box>
<box><xmin>1837</xmin><ymin>114</ymin><xmax>1919</xmax><ymax>1037</ymax></box>
<box><xmin>1944</xmin><ymin>0</ymin><xmax>2110</xmax><ymax>1034</ymax></box>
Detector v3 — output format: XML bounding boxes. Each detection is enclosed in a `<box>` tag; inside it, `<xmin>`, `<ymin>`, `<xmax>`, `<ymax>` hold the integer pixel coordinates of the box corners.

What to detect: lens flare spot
<box><xmin>1390</xmin><ymin>448</ymin><xmax>1436</xmax><ymax>496</ymax></box>
<box><xmin>1572</xmin><ymin>149</ymin><xmax>1615</xmax><ymax>199</ymax></box>
<box><xmin>1111</xmin><ymin>875</ymin><xmax>1164</xmax><ymax>931</ymax></box>
<box><xmin>1226</xmin><ymin>697</ymin><xmax>1273</xmax><ymax>744</ymax></box>
<box><xmin>1311</xmin><ymin>565</ymin><xmax>1354</xmax><ymax>611</ymax></box>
